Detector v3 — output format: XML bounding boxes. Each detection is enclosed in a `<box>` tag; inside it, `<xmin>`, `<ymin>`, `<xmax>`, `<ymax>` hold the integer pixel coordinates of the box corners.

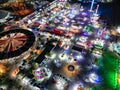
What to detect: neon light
<box><xmin>90</xmin><ymin>0</ymin><xmax>95</xmax><ymax>11</ymax></box>
<box><xmin>95</xmin><ymin>4</ymin><xmax>99</xmax><ymax>14</ymax></box>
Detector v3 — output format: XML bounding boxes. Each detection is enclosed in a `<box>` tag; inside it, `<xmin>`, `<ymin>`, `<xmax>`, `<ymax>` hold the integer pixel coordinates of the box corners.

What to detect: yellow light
<box><xmin>11</xmin><ymin>68</ymin><xmax>19</xmax><ymax>77</ymax></box>
<box><xmin>0</xmin><ymin>64</ymin><xmax>7</xmax><ymax>76</ymax></box>
<box><xmin>117</xmin><ymin>74</ymin><xmax>120</xmax><ymax>84</ymax></box>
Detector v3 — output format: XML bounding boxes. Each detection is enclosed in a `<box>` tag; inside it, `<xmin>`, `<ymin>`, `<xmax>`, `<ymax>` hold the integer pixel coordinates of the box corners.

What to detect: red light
<box><xmin>54</xmin><ymin>29</ymin><xmax>63</xmax><ymax>35</ymax></box>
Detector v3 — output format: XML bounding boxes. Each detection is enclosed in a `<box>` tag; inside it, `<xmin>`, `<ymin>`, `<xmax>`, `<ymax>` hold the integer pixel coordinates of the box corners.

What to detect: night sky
<box><xmin>110</xmin><ymin>0</ymin><xmax>120</xmax><ymax>26</ymax></box>
<box><xmin>62</xmin><ymin>0</ymin><xmax>120</xmax><ymax>26</ymax></box>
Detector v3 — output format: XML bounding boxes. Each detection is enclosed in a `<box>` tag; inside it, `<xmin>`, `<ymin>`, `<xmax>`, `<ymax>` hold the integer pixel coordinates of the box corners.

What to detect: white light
<box><xmin>22</xmin><ymin>77</ymin><xmax>30</xmax><ymax>85</ymax></box>
<box><xmin>72</xmin><ymin>83</ymin><xmax>83</xmax><ymax>90</ymax></box>
<box><xmin>88</xmin><ymin>73</ymin><xmax>100</xmax><ymax>83</ymax></box>
<box><xmin>0</xmin><ymin>85</ymin><xmax>7</xmax><ymax>90</ymax></box>
<box><xmin>79</xmin><ymin>36</ymin><xmax>87</xmax><ymax>42</ymax></box>
<box><xmin>117</xmin><ymin>27</ymin><xmax>120</xmax><ymax>33</ymax></box>
<box><xmin>73</xmin><ymin>84</ymin><xmax>79</xmax><ymax>90</ymax></box>
<box><xmin>94</xmin><ymin>39</ymin><xmax>105</xmax><ymax>46</ymax></box>
<box><xmin>33</xmin><ymin>86</ymin><xmax>41</xmax><ymax>90</ymax></box>
<box><xmin>76</xmin><ymin>55</ymin><xmax>83</xmax><ymax>59</ymax></box>
<box><xmin>83</xmin><ymin>17</ymin><xmax>87</xmax><ymax>21</ymax></box>
<box><xmin>55</xmin><ymin>76</ymin><xmax>67</xmax><ymax>90</ymax></box>
<box><xmin>51</xmin><ymin>53</ymin><xmax>56</xmax><ymax>59</ymax></box>
<box><xmin>56</xmin><ymin>81</ymin><xmax>64</xmax><ymax>90</ymax></box>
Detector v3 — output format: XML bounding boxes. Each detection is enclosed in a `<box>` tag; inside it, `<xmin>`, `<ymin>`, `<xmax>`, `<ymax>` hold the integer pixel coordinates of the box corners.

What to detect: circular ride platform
<box><xmin>0</xmin><ymin>29</ymin><xmax>35</xmax><ymax>60</ymax></box>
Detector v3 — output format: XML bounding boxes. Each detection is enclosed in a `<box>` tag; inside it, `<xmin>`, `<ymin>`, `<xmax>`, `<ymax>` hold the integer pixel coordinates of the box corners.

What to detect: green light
<box><xmin>94</xmin><ymin>44</ymin><xmax>103</xmax><ymax>49</ymax></box>
<box><xmin>86</xmin><ymin>25</ymin><xmax>93</xmax><ymax>32</ymax></box>
<box><xmin>100</xmin><ymin>50</ymin><xmax>119</xmax><ymax>89</ymax></box>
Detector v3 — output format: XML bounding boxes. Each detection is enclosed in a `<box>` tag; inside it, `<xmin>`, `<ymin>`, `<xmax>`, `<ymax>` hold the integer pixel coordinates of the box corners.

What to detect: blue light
<box><xmin>104</xmin><ymin>34</ymin><xmax>110</xmax><ymax>39</ymax></box>
<box><xmin>82</xmin><ymin>32</ymin><xmax>89</xmax><ymax>36</ymax></box>
<box><xmin>89</xmin><ymin>73</ymin><xmax>101</xmax><ymax>84</ymax></box>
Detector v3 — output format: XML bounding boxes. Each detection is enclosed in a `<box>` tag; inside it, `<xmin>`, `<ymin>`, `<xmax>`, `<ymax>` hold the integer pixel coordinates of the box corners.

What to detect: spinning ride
<box><xmin>0</xmin><ymin>29</ymin><xmax>35</xmax><ymax>60</ymax></box>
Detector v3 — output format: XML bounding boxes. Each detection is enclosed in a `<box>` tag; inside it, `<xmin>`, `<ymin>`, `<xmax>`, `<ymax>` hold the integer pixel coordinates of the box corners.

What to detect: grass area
<box><xmin>100</xmin><ymin>50</ymin><xmax>119</xmax><ymax>90</ymax></box>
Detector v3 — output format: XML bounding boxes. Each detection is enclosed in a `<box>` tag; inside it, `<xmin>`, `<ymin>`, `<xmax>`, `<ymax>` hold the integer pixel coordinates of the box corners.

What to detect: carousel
<box><xmin>0</xmin><ymin>29</ymin><xmax>35</xmax><ymax>60</ymax></box>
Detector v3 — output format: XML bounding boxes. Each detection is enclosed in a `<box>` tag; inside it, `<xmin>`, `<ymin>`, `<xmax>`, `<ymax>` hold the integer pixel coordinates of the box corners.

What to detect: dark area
<box><xmin>110</xmin><ymin>0</ymin><xmax>120</xmax><ymax>26</ymax></box>
<box><xmin>68</xmin><ymin>65</ymin><xmax>75</xmax><ymax>71</ymax></box>
<box><xmin>72</xmin><ymin>45</ymin><xmax>87</xmax><ymax>52</ymax></box>
<box><xmin>0</xmin><ymin>0</ymin><xmax>8</xmax><ymax>4</ymax></box>
<box><xmin>35</xmin><ymin>43</ymin><xmax>54</xmax><ymax>63</ymax></box>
